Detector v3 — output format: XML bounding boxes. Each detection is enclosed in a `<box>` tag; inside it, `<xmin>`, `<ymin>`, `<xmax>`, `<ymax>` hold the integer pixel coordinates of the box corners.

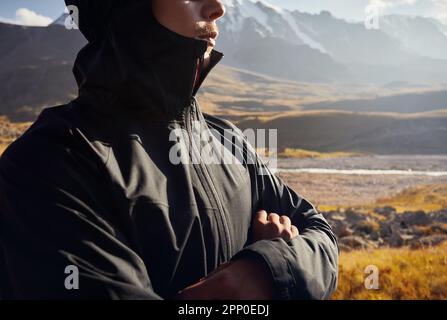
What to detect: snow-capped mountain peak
<box><xmin>219</xmin><ymin>0</ymin><xmax>327</xmax><ymax>53</ymax></box>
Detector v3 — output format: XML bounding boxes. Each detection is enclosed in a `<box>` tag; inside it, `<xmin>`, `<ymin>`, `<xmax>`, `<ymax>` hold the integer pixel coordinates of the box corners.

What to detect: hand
<box><xmin>176</xmin><ymin>258</ymin><xmax>274</xmax><ymax>300</ymax></box>
<box><xmin>252</xmin><ymin>210</ymin><xmax>299</xmax><ymax>242</ymax></box>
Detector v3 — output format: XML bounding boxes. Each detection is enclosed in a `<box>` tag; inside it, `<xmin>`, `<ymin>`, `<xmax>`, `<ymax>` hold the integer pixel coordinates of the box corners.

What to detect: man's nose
<box><xmin>203</xmin><ymin>0</ymin><xmax>226</xmax><ymax>21</ymax></box>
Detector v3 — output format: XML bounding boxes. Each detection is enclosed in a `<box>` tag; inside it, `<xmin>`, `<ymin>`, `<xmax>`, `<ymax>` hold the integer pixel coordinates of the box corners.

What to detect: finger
<box><xmin>280</xmin><ymin>229</ymin><xmax>294</xmax><ymax>241</ymax></box>
<box><xmin>255</xmin><ymin>210</ymin><xmax>268</xmax><ymax>224</ymax></box>
<box><xmin>268</xmin><ymin>213</ymin><xmax>280</xmax><ymax>224</ymax></box>
<box><xmin>279</xmin><ymin>215</ymin><xmax>291</xmax><ymax>229</ymax></box>
<box><xmin>291</xmin><ymin>225</ymin><xmax>299</xmax><ymax>238</ymax></box>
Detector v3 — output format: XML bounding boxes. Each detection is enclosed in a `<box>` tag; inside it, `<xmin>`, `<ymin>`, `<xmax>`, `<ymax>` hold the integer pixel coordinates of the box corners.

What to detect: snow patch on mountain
<box><xmin>281</xmin><ymin>11</ymin><xmax>327</xmax><ymax>53</ymax></box>
<box><xmin>222</xmin><ymin>0</ymin><xmax>273</xmax><ymax>34</ymax></box>
<box><xmin>220</xmin><ymin>0</ymin><xmax>327</xmax><ymax>52</ymax></box>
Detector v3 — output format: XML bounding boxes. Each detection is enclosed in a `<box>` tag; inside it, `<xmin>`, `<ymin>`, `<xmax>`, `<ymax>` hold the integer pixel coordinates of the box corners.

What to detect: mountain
<box><xmin>217</xmin><ymin>0</ymin><xmax>447</xmax><ymax>84</ymax></box>
<box><xmin>0</xmin><ymin>22</ymin><xmax>85</xmax><ymax>121</ymax></box>
<box><xmin>301</xmin><ymin>90</ymin><xmax>447</xmax><ymax>113</ymax></box>
<box><xmin>237</xmin><ymin>110</ymin><xmax>447</xmax><ymax>154</ymax></box>
<box><xmin>380</xmin><ymin>15</ymin><xmax>447</xmax><ymax>60</ymax></box>
<box><xmin>429</xmin><ymin>18</ymin><xmax>447</xmax><ymax>36</ymax></box>
<box><xmin>217</xmin><ymin>1</ymin><xmax>349</xmax><ymax>82</ymax></box>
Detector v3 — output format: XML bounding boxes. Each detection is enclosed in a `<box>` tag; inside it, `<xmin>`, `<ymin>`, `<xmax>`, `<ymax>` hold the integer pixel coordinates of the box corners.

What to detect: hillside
<box><xmin>0</xmin><ymin>23</ymin><xmax>83</xmax><ymax>121</ymax></box>
<box><xmin>302</xmin><ymin>89</ymin><xmax>447</xmax><ymax>113</ymax></box>
<box><xmin>236</xmin><ymin>110</ymin><xmax>447</xmax><ymax>154</ymax></box>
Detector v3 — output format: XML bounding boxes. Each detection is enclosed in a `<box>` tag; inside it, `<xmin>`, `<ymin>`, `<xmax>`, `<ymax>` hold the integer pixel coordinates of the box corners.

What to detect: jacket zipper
<box><xmin>185</xmin><ymin>96</ymin><xmax>233</xmax><ymax>261</ymax></box>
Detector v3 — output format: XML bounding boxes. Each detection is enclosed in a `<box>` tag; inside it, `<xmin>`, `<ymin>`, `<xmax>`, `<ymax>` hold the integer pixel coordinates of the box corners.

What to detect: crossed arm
<box><xmin>0</xmin><ymin>126</ymin><xmax>338</xmax><ymax>300</ymax></box>
<box><xmin>177</xmin><ymin>210</ymin><xmax>301</xmax><ymax>300</ymax></box>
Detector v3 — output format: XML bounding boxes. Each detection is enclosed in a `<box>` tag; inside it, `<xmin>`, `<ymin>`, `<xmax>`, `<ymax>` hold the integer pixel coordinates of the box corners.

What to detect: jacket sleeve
<box><xmin>0</xmin><ymin>125</ymin><xmax>161</xmax><ymax>300</ymax></box>
<box><xmin>232</xmin><ymin>135</ymin><xmax>339</xmax><ymax>300</ymax></box>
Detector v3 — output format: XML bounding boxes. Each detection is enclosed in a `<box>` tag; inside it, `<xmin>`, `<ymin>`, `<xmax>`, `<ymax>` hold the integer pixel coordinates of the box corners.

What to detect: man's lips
<box><xmin>197</xmin><ymin>32</ymin><xmax>218</xmax><ymax>47</ymax></box>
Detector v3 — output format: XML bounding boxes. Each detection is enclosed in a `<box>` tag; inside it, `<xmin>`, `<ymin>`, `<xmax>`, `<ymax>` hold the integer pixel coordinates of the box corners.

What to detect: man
<box><xmin>0</xmin><ymin>0</ymin><xmax>338</xmax><ymax>300</ymax></box>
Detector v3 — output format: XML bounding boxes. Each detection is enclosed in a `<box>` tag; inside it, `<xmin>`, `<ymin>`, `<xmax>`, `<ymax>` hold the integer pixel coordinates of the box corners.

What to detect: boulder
<box><xmin>344</xmin><ymin>209</ymin><xmax>366</xmax><ymax>224</ymax></box>
<box><xmin>431</xmin><ymin>223</ymin><xmax>447</xmax><ymax>234</ymax></box>
<box><xmin>430</xmin><ymin>211</ymin><xmax>447</xmax><ymax>224</ymax></box>
<box><xmin>410</xmin><ymin>234</ymin><xmax>447</xmax><ymax>249</ymax></box>
<box><xmin>329</xmin><ymin>219</ymin><xmax>353</xmax><ymax>238</ymax></box>
<box><xmin>388</xmin><ymin>231</ymin><xmax>414</xmax><ymax>247</ymax></box>
<box><xmin>339</xmin><ymin>235</ymin><xmax>375</xmax><ymax>250</ymax></box>
<box><xmin>353</xmin><ymin>218</ymin><xmax>380</xmax><ymax>235</ymax></box>
<box><xmin>374</xmin><ymin>206</ymin><xmax>397</xmax><ymax>218</ymax></box>
<box><xmin>379</xmin><ymin>221</ymin><xmax>400</xmax><ymax>239</ymax></box>
<box><xmin>389</xmin><ymin>232</ymin><xmax>404</xmax><ymax>247</ymax></box>
<box><xmin>401</xmin><ymin>211</ymin><xmax>431</xmax><ymax>226</ymax></box>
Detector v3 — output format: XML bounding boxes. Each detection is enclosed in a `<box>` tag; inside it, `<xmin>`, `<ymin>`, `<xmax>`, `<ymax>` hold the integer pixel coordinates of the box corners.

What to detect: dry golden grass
<box><xmin>278</xmin><ymin>148</ymin><xmax>365</xmax><ymax>159</ymax></box>
<box><xmin>306</xmin><ymin>182</ymin><xmax>447</xmax><ymax>214</ymax></box>
<box><xmin>0</xmin><ymin>116</ymin><xmax>31</xmax><ymax>156</ymax></box>
<box><xmin>333</xmin><ymin>242</ymin><xmax>447</xmax><ymax>300</ymax></box>
<box><xmin>377</xmin><ymin>184</ymin><xmax>447</xmax><ymax>213</ymax></box>
<box><xmin>0</xmin><ymin>143</ymin><xmax>10</xmax><ymax>155</ymax></box>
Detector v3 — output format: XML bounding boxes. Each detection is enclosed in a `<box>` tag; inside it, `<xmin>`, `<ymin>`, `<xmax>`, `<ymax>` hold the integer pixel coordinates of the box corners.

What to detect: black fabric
<box><xmin>0</xmin><ymin>0</ymin><xmax>339</xmax><ymax>300</ymax></box>
<box><xmin>64</xmin><ymin>0</ymin><xmax>116</xmax><ymax>42</ymax></box>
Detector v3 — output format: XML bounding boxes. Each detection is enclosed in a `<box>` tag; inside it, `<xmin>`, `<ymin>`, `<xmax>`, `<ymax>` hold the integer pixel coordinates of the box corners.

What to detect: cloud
<box><xmin>431</xmin><ymin>0</ymin><xmax>447</xmax><ymax>24</ymax></box>
<box><xmin>0</xmin><ymin>8</ymin><xmax>53</xmax><ymax>26</ymax></box>
<box><xmin>367</xmin><ymin>0</ymin><xmax>418</xmax><ymax>11</ymax></box>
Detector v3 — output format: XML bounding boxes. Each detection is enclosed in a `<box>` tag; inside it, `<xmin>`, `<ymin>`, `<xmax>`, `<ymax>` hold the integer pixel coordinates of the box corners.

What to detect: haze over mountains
<box><xmin>0</xmin><ymin>0</ymin><xmax>446</xmax><ymax>154</ymax></box>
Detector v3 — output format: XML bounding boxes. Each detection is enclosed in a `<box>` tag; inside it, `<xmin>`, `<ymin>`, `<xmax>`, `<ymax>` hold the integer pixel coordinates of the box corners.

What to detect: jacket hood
<box><xmin>65</xmin><ymin>0</ymin><xmax>223</xmax><ymax>121</ymax></box>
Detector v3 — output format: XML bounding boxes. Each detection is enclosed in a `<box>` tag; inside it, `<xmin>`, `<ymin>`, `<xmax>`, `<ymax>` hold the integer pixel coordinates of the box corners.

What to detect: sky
<box><xmin>0</xmin><ymin>0</ymin><xmax>446</xmax><ymax>26</ymax></box>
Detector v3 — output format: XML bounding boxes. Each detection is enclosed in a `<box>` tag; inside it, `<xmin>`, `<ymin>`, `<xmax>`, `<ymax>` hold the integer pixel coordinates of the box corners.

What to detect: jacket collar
<box><xmin>72</xmin><ymin>1</ymin><xmax>224</xmax><ymax>121</ymax></box>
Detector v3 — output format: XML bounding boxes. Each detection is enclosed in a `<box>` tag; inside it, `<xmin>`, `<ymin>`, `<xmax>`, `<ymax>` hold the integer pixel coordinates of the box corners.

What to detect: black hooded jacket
<box><xmin>0</xmin><ymin>0</ymin><xmax>338</xmax><ymax>299</ymax></box>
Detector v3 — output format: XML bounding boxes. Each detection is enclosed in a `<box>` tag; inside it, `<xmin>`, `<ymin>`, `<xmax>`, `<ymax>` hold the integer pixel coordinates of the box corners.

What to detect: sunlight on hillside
<box><xmin>333</xmin><ymin>243</ymin><xmax>447</xmax><ymax>300</ymax></box>
<box><xmin>279</xmin><ymin>148</ymin><xmax>365</xmax><ymax>159</ymax></box>
<box><xmin>377</xmin><ymin>184</ymin><xmax>447</xmax><ymax>213</ymax></box>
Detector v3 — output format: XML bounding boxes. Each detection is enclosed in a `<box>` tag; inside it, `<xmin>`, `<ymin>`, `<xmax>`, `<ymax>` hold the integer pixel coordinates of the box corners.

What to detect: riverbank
<box><xmin>279</xmin><ymin>172</ymin><xmax>447</xmax><ymax>210</ymax></box>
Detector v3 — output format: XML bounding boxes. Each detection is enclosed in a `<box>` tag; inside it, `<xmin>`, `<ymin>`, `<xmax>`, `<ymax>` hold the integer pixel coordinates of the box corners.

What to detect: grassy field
<box><xmin>317</xmin><ymin>184</ymin><xmax>447</xmax><ymax>214</ymax></box>
<box><xmin>333</xmin><ymin>243</ymin><xmax>447</xmax><ymax>300</ymax></box>
<box><xmin>278</xmin><ymin>148</ymin><xmax>365</xmax><ymax>159</ymax></box>
<box><xmin>280</xmin><ymin>171</ymin><xmax>447</xmax><ymax>300</ymax></box>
